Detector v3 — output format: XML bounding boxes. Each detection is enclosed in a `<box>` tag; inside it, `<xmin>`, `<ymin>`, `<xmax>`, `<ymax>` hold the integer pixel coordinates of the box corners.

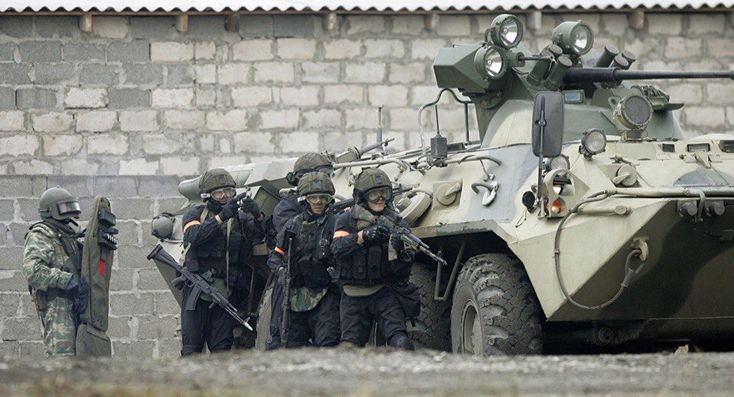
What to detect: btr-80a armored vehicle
<box><xmin>150</xmin><ymin>14</ymin><xmax>734</xmax><ymax>354</ymax></box>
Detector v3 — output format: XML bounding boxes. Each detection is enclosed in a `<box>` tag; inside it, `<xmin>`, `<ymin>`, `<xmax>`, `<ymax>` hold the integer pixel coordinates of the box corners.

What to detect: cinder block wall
<box><xmin>0</xmin><ymin>12</ymin><xmax>733</xmax><ymax>359</ymax></box>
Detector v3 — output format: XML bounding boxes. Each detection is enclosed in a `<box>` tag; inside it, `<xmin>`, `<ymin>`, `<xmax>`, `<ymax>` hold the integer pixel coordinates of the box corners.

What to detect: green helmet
<box><xmin>39</xmin><ymin>187</ymin><xmax>81</xmax><ymax>221</ymax></box>
<box><xmin>353</xmin><ymin>168</ymin><xmax>392</xmax><ymax>203</ymax></box>
<box><xmin>287</xmin><ymin>152</ymin><xmax>333</xmax><ymax>186</ymax></box>
<box><xmin>199</xmin><ymin>168</ymin><xmax>236</xmax><ymax>196</ymax></box>
<box><xmin>297</xmin><ymin>171</ymin><xmax>335</xmax><ymax>197</ymax></box>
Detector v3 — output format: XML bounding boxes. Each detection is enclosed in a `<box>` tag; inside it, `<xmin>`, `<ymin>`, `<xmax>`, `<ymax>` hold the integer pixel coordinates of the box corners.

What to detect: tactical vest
<box><xmin>28</xmin><ymin>221</ymin><xmax>82</xmax><ymax>299</ymax></box>
<box><xmin>289</xmin><ymin>213</ymin><xmax>335</xmax><ymax>289</ymax></box>
<box><xmin>187</xmin><ymin>208</ymin><xmax>241</xmax><ymax>278</ymax></box>
<box><xmin>336</xmin><ymin>206</ymin><xmax>392</xmax><ymax>286</ymax></box>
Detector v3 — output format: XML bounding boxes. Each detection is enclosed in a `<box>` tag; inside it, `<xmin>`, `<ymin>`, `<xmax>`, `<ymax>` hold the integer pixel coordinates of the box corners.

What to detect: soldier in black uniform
<box><xmin>180</xmin><ymin>168</ymin><xmax>262</xmax><ymax>356</ymax></box>
<box><xmin>266</xmin><ymin>152</ymin><xmax>334</xmax><ymax>350</ymax></box>
<box><xmin>331</xmin><ymin>168</ymin><xmax>416</xmax><ymax>350</ymax></box>
<box><xmin>267</xmin><ymin>172</ymin><xmax>340</xmax><ymax>348</ymax></box>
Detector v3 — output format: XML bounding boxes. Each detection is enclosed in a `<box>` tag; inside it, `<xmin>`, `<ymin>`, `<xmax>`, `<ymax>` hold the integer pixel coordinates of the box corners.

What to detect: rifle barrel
<box><xmin>564</xmin><ymin>68</ymin><xmax>734</xmax><ymax>84</ymax></box>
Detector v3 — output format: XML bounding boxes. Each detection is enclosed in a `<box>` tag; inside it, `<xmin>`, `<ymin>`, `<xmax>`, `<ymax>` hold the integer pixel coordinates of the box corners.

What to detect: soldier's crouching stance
<box><xmin>331</xmin><ymin>169</ymin><xmax>415</xmax><ymax>350</ymax></box>
<box><xmin>23</xmin><ymin>187</ymin><xmax>89</xmax><ymax>357</ymax></box>
<box><xmin>268</xmin><ymin>172</ymin><xmax>341</xmax><ymax>347</ymax></box>
<box><xmin>180</xmin><ymin>168</ymin><xmax>262</xmax><ymax>355</ymax></box>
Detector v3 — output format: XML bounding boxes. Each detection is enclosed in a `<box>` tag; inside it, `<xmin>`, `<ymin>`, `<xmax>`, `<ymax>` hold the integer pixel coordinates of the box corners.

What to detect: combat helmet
<box><xmin>297</xmin><ymin>171</ymin><xmax>335</xmax><ymax>197</ymax></box>
<box><xmin>39</xmin><ymin>187</ymin><xmax>81</xmax><ymax>221</ymax></box>
<box><xmin>199</xmin><ymin>168</ymin><xmax>236</xmax><ymax>199</ymax></box>
<box><xmin>353</xmin><ymin>168</ymin><xmax>392</xmax><ymax>204</ymax></box>
<box><xmin>286</xmin><ymin>152</ymin><xmax>333</xmax><ymax>186</ymax></box>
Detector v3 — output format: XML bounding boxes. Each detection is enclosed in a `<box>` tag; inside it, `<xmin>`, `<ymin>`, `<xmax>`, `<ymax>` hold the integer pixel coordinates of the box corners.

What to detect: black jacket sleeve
<box><xmin>330</xmin><ymin>211</ymin><xmax>361</xmax><ymax>259</ymax></box>
<box><xmin>390</xmin><ymin>214</ymin><xmax>415</xmax><ymax>278</ymax></box>
<box><xmin>266</xmin><ymin>217</ymin><xmax>295</xmax><ymax>273</ymax></box>
<box><xmin>182</xmin><ymin>206</ymin><xmax>221</xmax><ymax>247</ymax></box>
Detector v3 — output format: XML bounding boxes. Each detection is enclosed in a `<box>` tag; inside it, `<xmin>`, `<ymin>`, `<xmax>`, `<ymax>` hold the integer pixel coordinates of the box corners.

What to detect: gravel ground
<box><xmin>2</xmin><ymin>348</ymin><xmax>733</xmax><ymax>397</ymax></box>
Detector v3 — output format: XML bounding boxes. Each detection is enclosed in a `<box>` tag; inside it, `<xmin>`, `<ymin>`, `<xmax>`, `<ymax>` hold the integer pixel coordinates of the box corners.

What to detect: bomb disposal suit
<box><xmin>180</xmin><ymin>168</ymin><xmax>262</xmax><ymax>355</ymax></box>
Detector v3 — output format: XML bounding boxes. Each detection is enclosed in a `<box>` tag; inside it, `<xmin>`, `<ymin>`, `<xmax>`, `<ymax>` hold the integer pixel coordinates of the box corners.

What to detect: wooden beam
<box><xmin>527</xmin><ymin>11</ymin><xmax>542</xmax><ymax>31</ymax></box>
<box><xmin>225</xmin><ymin>14</ymin><xmax>239</xmax><ymax>32</ymax></box>
<box><xmin>176</xmin><ymin>14</ymin><xmax>189</xmax><ymax>32</ymax></box>
<box><xmin>79</xmin><ymin>14</ymin><xmax>93</xmax><ymax>32</ymax></box>
<box><xmin>629</xmin><ymin>10</ymin><xmax>645</xmax><ymax>30</ymax></box>
<box><xmin>323</xmin><ymin>12</ymin><xmax>339</xmax><ymax>33</ymax></box>
<box><xmin>425</xmin><ymin>13</ymin><xmax>439</xmax><ymax>31</ymax></box>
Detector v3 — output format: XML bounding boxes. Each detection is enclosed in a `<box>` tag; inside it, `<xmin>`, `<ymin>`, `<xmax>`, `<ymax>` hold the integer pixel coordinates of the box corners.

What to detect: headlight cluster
<box><xmin>552</xmin><ymin>21</ymin><xmax>594</xmax><ymax>55</ymax></box>
<box><xmin>474</xmin><ymin>14</ymin><xmax>526</xmax><ymax>81</ymax></box>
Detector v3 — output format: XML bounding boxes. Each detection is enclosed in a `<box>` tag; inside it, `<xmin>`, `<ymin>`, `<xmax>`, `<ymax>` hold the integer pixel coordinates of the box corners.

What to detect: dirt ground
<box><xmin>2</xmin><ymin>348</ymin><xmax>733</xmax><ymax>397</ymax></box>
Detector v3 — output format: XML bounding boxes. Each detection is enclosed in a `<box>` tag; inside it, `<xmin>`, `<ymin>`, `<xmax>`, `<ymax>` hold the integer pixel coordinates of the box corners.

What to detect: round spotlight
<box><xmin>488</xmin><ymin>14</ymin><xmax>524</xmax><ymax>49</ymax></box>
<box><xmin>580</xmin><ymin>128</ymin><xmax>607</xmax><ymax>158</ymax></box>
<box><xmin>474</xmin><ymin>45</ymin><xmax>507</xmax><ymax>80</ymax></box>
<box><xmin>549</xmin><ymin>155</ymin><xmax>570</xmax><ymax>171</ymax></box>
<box><xmin>552</xmin><ymin>21</ymin><xmax>594</xmax><ymax>55</ymax></box>
<box><xmin>614</xmin><ymin>95</ymin><xmax>653</xmax><ymax>130</ymax></box>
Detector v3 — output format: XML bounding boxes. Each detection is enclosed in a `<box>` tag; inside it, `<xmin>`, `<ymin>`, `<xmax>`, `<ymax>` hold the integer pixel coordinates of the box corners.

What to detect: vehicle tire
<box><xmin>407</xmin><ymin>264</ymin><xmax>451</xmax><ymax>351</ymax></box>
<box><xmin>254</xmin><ymin>284</ymin><xmax>273</xmax><ymax>351</ymax></box>
<box><xmin>451</xmin><ymin>253</ymin><xmax>543</xmax><ymax>355</ymax></box>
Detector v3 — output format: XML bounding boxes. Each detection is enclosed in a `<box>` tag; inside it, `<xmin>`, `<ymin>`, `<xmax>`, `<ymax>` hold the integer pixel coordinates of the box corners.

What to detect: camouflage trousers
<box><xmin>38</xmin><ymin>296</ymin><xmax>76</xmax><ymax>356</ymax></box>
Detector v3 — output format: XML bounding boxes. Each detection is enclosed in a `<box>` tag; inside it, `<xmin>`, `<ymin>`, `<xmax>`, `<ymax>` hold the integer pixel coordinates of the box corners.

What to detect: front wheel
<box><xmin>451</xmin><ymin>253</ymin><xmax>543</xmax><ymax>355</ymax></box>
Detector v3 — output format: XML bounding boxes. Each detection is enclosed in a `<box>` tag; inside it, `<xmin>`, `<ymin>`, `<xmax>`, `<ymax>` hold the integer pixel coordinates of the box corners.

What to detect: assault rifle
<box><xmin>280</xmin><ymin>237</ymin><xmax>293</xmax><ymax>346</ymax></box>
<box><xmin>147</xmin><ymin>244</ymin><xmax>253</xmax><ymax>331</ymax></box>
<box><xmin>329</xmin><ymin>185</ymin><xmax>414</xmax><ymax>214</ymax></box>
<box><xmin>376</xmin><ymin>216</ymin><xmax>448</xmax><ymax>268</ymax></box>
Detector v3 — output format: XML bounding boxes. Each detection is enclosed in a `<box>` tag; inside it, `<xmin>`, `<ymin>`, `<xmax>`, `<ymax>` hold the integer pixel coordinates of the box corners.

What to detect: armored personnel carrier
<box><xmin>150</xmin><ymin>14</ymin><xmax>734</xmax><ymax>354</ymax></box>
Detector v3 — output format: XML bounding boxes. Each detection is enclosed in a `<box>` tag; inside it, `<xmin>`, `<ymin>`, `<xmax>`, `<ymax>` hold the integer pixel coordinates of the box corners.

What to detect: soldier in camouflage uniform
<box><xmin>267</xmin><ymin>172</ymin><xmax>341</xmax><ymax>348</ymax></box>
<box><xmin>266</xmin><ymin>152</ymin><xmax>334</xmax><ymax>350</ymax></box>
<box><xmin>23</xmin><ymin>187</ymin><xmax>89</xmax><ymax>357</ymax></box>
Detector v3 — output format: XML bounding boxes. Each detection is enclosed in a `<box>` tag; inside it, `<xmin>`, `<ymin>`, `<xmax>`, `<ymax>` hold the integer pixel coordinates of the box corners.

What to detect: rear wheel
<box><xmin>254</xmin><ymin>284</ymin><xmax>273</xmax><ymax>351</ymax></box>
<box><xmin>408</xmin><ymin>264</ymin><xmax>451</xmax><ymax>351</ymax></box>
<box><xmin>451</xmin><ymin>253</ymin><xmax>543</xmax><ymax>355</ymax></box>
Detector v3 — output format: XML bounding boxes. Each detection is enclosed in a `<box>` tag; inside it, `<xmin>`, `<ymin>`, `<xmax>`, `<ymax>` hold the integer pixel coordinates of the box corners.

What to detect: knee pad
<box><xmin>388</xmin><ymin>334</ymin><xmax>414</xmax><ymax>350</ymax></box>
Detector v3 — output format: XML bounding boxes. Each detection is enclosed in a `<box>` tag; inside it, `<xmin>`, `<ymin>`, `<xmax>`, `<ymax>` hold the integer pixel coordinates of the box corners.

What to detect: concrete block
<box><xmin>206</xmin><ymin>155</ymin><xmax>248</xmax><ymax>169</ymax></box>
<box><xmin>260</xmin><ymin>109</ymin><xmax>299</xmax><ymax>129</ymax></box>
<box><xmin>107</xmin><ymin>316</ymin><xmax>132</xmax><ymax>338</ymax></box>
<box><xmin>112</xmin><ymin>340</ymin><xmax>156</xmax><ymax>358</ymax></box>
<box><xmin>109</xmin><ymin>88</ymin><xmax>150</xmax><ymax>109</ymax></box>
<box><xmin>0</xmin><ymin>64</ymin><xmax>30</xmax><ymax>84</ymax></box>
<box><xmin>156</xmin><ymin>197</ymin><xmax>187</xmax><ymax>213</ymax></box>
<box><xmin>12</xmin><ymin>160</ymin><xmax>54</xmax><ymax>175</ymax></box>
<box><xmin>2</xmin><ymin>316</ymin><xmax>42</xmax><ymax>340</ymax></box>
<box><xmin>17</xmin><ymin>88</ymin><xmax>58</xmax><ymax>109</ymax></box>
<box><xmin>196</xmin><ymin>88</ymin><xmax>217</xmax><ymax>107</ymax></box>
<box><xmin>411</xmin><ymin>39</ymin><xmax>447</xmax><ymax>59</ymax></box>
<box><xmin>63</xmin><ymin>43</ymin><xmax>105</xmax><ymax>62</ymax></box>
<box><xmin>0</xmin><ymin>270</ymin><xmax>28</xmax><ymax>291</ymax></box>
<box><xmin>46</xmin><ymin>175</ymin><xmax>93</xmax><ymax>198</ymax></box>
<box><xmin>188</xmin><ymin>15</ymin><xmax>232</xmax><ymax>38</ymax></box>
<box><xmin>164</xmin><ymin>110</ymin><xmax>205</xmax><ymax>130</ymax></box>
<box><xmin>137</xmin><ymin>176</ymin><xmax>180</xmax><ymax>197</ymax></box>
<box><xmin>664</xmin><ymin>38</ymin><xmax>702</xmax><ymax>59</ymax></box>
<box><xmin>0</xmin><ymin>177</ymin><xmax>33</xmax><ymax>197</ymax></box>
<box><xmin>665</xmin><ymin>84</ymin><xmax>703</xmax><ymax>105</ymax></box>
<box><xmin>647</xmin><ymin>14</ymin><xmax>683</xmax><ymax>35</ymax></box>
<box><xmin>324</xmin><ymin>85</ymin><xmax>363</xmax><ymax>104</ymax></box>
<box><xmin>217</xmin><ymin>64</ymin><xmax>251</xmax><ymax>84</ymax></box>
<box><xmin>707</xmin><ymin>39</ymin><xmax>734</xmax><ymax>57</ymax></box>
<box><xmin>115</xmin><ymin>246</ymin><xmax>154</xmax><ymax>268</ymax></box>
<box><xmin>0</xmin><ymin>43</ymin><xmax>14</xmax><ymax>61</ymax></box>
<box><xmin>273</xmin><ymin>15</ymin><xmax>315</xmax><ymax>38</ymax></box>
<box><xmin>0</xmin><ymin>294</ymin><xmax>20</xmax><ymax>317</ymax></box>
<box><xmin>344</xmin><ymin>62</ymin><xmax>386</xmax><ymax>83</ymax></box>
<box><xmin>727</xmin><ymin>107</ymin><xmax>734</xmax><ymax>126</ymax></box>
<box><xmin>194</xmin><ymin>64</ymin><xmax>216</xmax><ymax>84</ymax></box>
<box><xmin>18</xmin><ymin>341</ymin><xmax>46</xmax><ymax>359</ymax></box>
<box><xmin>42</xmin><ymin>134</ymin><xmax>83</xmax><ymax>156</ymax></box>
<box><xmin>160</xmin><ymin>157</ymin><xmax>200</xmax><ymax>176</ymax></box>
<box><xmin>301</xmin><ymin>62</ymin><xmax>340</xmax><ymax>83</ymax></box>
<box><xmin>705</xmin><ymin>84</ymin><xmax>734</xmax><ymax>105</ymax></box>
<box><xmin>18</xmin><ymin>42</ymin><xmax>61</xmax><ymax>62</ymax></box>
<box><xmin>120</xmin><ymin>110</ymin><xmax>159</xmax><ymax>132</ymax></box>
<box><xmin>31</xmin><ymin>112</ymin><xmax>74</xmax><ymax>132</ymax></box>
<box><xmin>60</xmin><ymin>159</ymin><xmax>100</xmax><ymax>175</ymax></box>
<box><xmin>390</xmin><ymin>107</ymin><xmax>424</xmax><ymax>130</ymax></box>
<box><xmin>0</xmin><ymin>111</ymin><xmax>24</xmax><ymax>131</ymax></box>
<box><xmin>232</xmin><ymin>39</ymin><xmax>274</xmax><ymax>61</ymax></box>
<box><xmin>141</xmin><ymin>134</ymin><xmax>183</xmax><ymax>155</ymax></box>
<box><xmin>92</xmin><ymin>16</ymin><xmax>129</xmax><ymax>38</ymax></box>
<box><xmin>0</xmin><ymin>87</ymin><xmax>12</xmax><ymax>110</ymax></box>
<box><xmin>109</xmin><ymin>198</ymin><xmax>154</xmax><ymax>219</ymax></box>
<box><xmin>151</xmin><ymin>42</ymin><xmax>194</xmax><ymax>62</ymax></box>
<box><xmin>346</xmin><ymin>108</ymin><xmax>378</xmax><ymax>129</ymax></box>
<box><xmin>87</xmin><ymin>134</ymin><xmax>129</xmax><ymax>155</ymax></box>
<box><xmin>7</xmin><ymin>223</ymin><xmax>28</xmax><ymax>247</ymax></box>
<box><xmin>276</xmin><ymin>38</ymin><xmax>316</xmax><ymax>60</ymax></box>
<box><xmin>152</xmin><ymin>88</ymin><xmax>194</xmax><ymax>108</ymax></box>
<box><xmin>231</xmin><ymin>86</ymin><xmax>271</xmax><ymax>107</ymax></box>
<box><xmin>437</xmin><ymin>15</ymin><xmax>471</xmax><ymax>36</ymax></box>
<box><xmin>166</xmin><ymin>65</ymin><xmax>194</xmax><ymax>86</ymax></box>
<box><xmin>64</xmin><ymin>88</ymin><xmax>107</xmax><ymax>109</ymax></box>
<box><xmin>108</xmin><ymin>40</ymin><xmax>149</xmax><ymax>62</ymax></box>
<box><xmin>0</xmin><ymin>200</ymin><xmax>14</xmax><ymax>221</ymax></box>
<box><xmin>368</xmin><ymin>85</ymin><xmax>408</xmax><ymax>107</ymax></box>
<box><xmin>684</xmin><ymin>106</ymin><xmax>726</xmax><ymax>129</ymax></box>
<box><xmin>233</xmin><ymin>132</ymin><xmax>276</xmax><ymax>153</ymax></box>
<box><xmin>206</xmin><ymin>109</ymin><xmax>248</xmax><ymax>131</ymax></box>
<box><xmin>391</xmin><ymin>15</ymin><xmax>425</xmax><ymax>35</ymax></box>
<box><xmin>303</xmin><ymin>109</ymin><xmax>341</xmax><ymax>128</ymax></box>
<box><xmin>0</xmin><ymin>16</ymin><xmax>33</xmax><ymax>37</ymax></box>
<box><xmin>80</xmin><ymin>64</ymin><xmax>119</xmax><ymax>85</ymax></box>
<box><xmin>688</xmin><ymin>14</ymin><xmax>726</xmax><ymax>35</ymax></box>
<box><xmin>123</xmin><ymin>64</ymin><xmax>163</xmax><ymax>85</ymax></box>
<box><xmin>154</xmin><ymin>292</ymin><xmax>180</xmax><ymax>316</ymax></box>
<box><xmin>0</xmin><ymin>246</ymin><xmax>22</xmax><ymax>268</ymax></box>
<box><xmin>275</xmin><ymin>86</ymin><xmax>319</xmax><ymax>106</ymax></box>
<box><xmin>323</xmin><ymin>39</ymin><xmax>361</xmax><ymax>60</ymax></box>
<box><xmin>239</xmin><ymin>15</ymin><xmax>274</xmax><ymax>37</ymax></box>
<box><xmin>76</xmin><ymin>110</ymin><xmax>117</xmax><ymax>132</ymax></box>
<box><xmin>119</xmin><ymin>159</ymin><xmax>159</xmax><ymax>175</ymax></box>
<box><xmin>390</xmin><ymin>63</ymin><xmax>425</xmax><ymax>83</ymax></box>
<box><xmin>0</xmin><ymin>340</ymin><xmax>19</xmax><ymax>357</ymax></box>
<box><xmin>346</xmin><ymin>16</ymin><xmax>385</xmax><ymax>35</ymax></box>
<box><xmin>0</xmin><ymin>136</ymin><xmax>38</xmax><ymax>157</ymax></box>
<box><xmin>17</xmin><ymin>199</ymin><xmax>39</xmax><ymax>222</ymax></box>
<box><xmin>33</xmin><ymin>63</ymin><xmax>76</xmax><ymax>85</ymax></box>
<box><xmin>364</xmin><ymin>39</ymin><xmax>405</xmax><ymax>58</ymax></box>
<box><xmin>35</xmin><ymin>16</ymin><xmax>78</xmax><ymax>38</ymax></box>
<box><xmin>136</xmin><ymin>315</ymin><xmax>178</xmax><ymax>339</ymax></box>
<box><xmin>278</xmin><ymin>131</ymin><xmax>320</xmax><ymax>153</ymax></box>
<box><xmin>92</xmin><ymin>176</ymin><xmax>137</xmax><ymax>197</ymax></box>
<box><xmin>157</xmin><ymin>338</ymin><xmax>181</xmax><ymax>359</ymax></box>
<box><xmin>129</xmin><ymin>16</ymin><xmax>175</xmax><ymax>39</ymax></box>
<box><xmin>115</xmin><ymin>220</ymin><xmax>139</xmax><ymax>245</ymax></box>
<box><xmin>194</xmin><ymin>41</ymin><xmax>216</xmax><ymax>60</ymax></box>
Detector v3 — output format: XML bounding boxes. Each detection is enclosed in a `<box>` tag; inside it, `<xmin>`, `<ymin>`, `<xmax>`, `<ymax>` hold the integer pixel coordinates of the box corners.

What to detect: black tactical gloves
<box><xmin>362</xmin><ymin>223</ymin><xmax>390</xmax><ymax>243</ymax></box>
<box><xmin>65</xmin><ymin>275</ymin><xmax>89</xmax><ymax>314</ymax></box>
<box><xmin>218</xmin><ymin>197</ymin><xmax>240</xmax><ymax>221</ymax></box>
<box><xmin>239</xmin><ymin>197</ymin><xmax>261</xmax><ymax>218</ymax></box>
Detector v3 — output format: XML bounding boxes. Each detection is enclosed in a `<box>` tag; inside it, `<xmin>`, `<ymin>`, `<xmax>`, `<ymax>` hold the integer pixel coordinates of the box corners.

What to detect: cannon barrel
<box><xmin>563</xmin><ymin>68</ymin><xmax>734</xmax><ymax>84</ymax></box>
